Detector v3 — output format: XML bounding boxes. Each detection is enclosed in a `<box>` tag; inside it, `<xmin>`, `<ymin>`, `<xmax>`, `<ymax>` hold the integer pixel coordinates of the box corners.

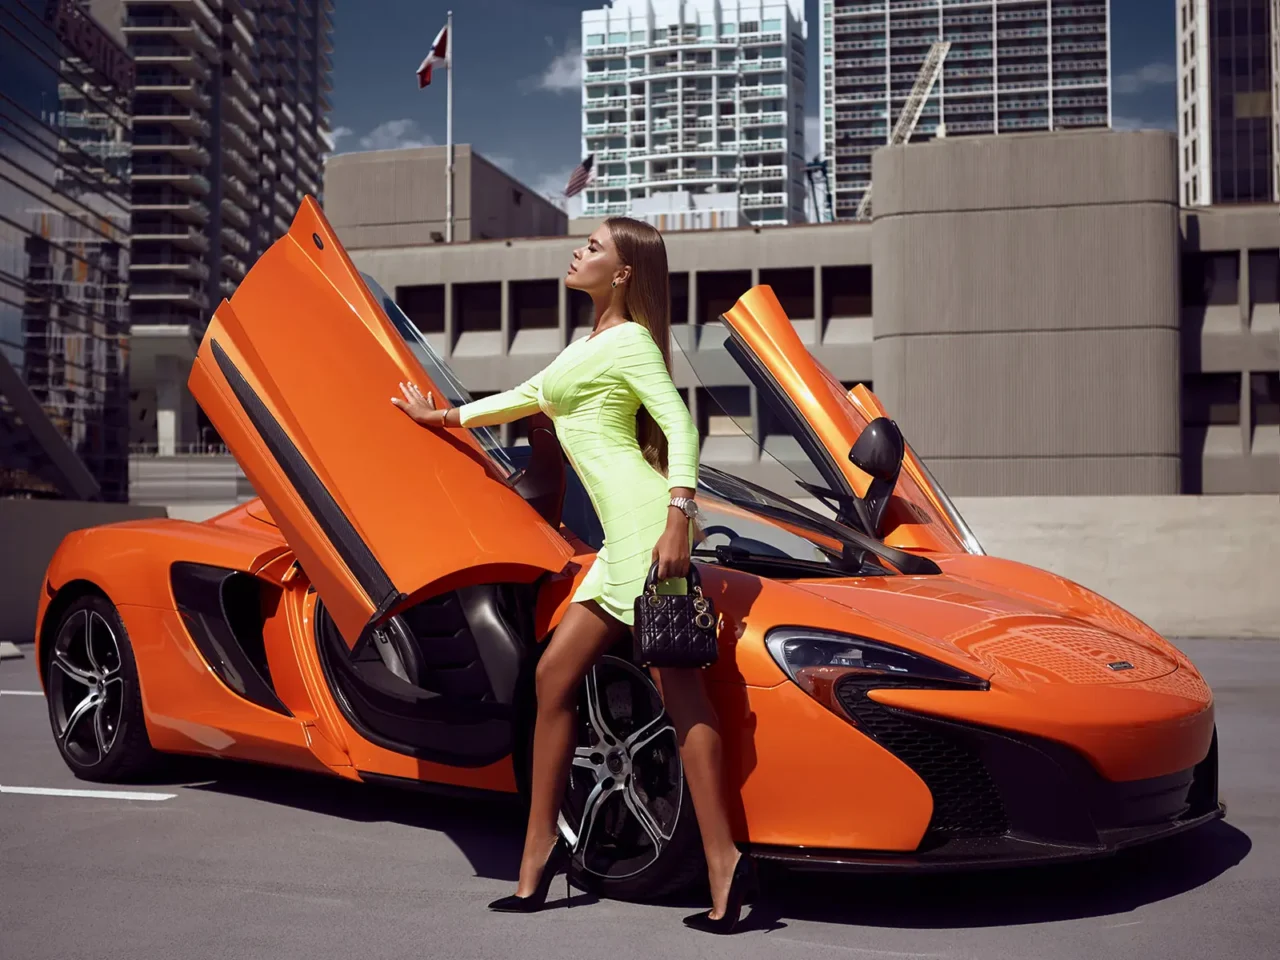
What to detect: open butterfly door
<box><xmin>189</xmin><ymin>198</ymin><xmax>573</xmax><ymax>647</ymax></box>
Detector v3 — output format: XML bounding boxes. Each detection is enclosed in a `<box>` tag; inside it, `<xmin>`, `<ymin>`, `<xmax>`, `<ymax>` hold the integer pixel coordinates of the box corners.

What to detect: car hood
<box><xmin>789</xmin><ymin>563</ymin><xmax>1180</xmax><ymax>688</ymax></box>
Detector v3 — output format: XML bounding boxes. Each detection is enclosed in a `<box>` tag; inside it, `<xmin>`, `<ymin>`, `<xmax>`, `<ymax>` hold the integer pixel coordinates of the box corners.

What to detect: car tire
<box><xmin>551</xmin><ymin>653</ymin><xmax>705</xmax><ymax>903</ymax></box>
<box><xmin>45</xmin><ymin>594</ymin><xmax>157</xmax><ymax>783</ymax></box>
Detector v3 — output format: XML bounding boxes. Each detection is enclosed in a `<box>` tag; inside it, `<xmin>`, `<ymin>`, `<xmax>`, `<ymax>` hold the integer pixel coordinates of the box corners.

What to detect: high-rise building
<box><xmin>115</xmin><ymin>0</ymin><xmax>334</xmax><ymax>455</ymax></box>
<box><xmin>1178</xmin><ymin>0</ymin><xmax>1278</xmax><ymax>206</ymax></box>
<box><xmin>821</xmin><ymin>0</ymin><xmax>1110</xmax><ymax>220</ymax></box>
<box><xmin>0</xmin><ymin>0</ymin><xmax>134</xmax><ymax>501</ymax></box>
<box><xmin>579</xmin><ymin>0</ymin><xmax>808</xmax><ymax>227</ymax></box>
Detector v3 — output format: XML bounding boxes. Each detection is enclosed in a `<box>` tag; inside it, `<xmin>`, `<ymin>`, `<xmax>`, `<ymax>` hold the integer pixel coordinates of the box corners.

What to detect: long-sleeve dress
<box><xmin>455</xmin><ymin>320</ymin><xmax>698</xmax><ymax>626</ymax></box>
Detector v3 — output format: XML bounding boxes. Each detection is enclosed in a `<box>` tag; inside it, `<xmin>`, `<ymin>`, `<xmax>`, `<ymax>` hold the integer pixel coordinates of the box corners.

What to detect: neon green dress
<box><xmin>456</xmin><ymin>321</ymin><xmax>698</xmax><ymax>626</ymax></box>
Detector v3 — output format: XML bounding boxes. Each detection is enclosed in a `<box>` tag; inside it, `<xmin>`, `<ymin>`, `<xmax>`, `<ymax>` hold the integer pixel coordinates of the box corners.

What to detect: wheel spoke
<box><xmin>583</xmin><ymin>666</ymin><xmax>619</xmax><ymax>747</ymax></box>
<box><xmin>92</xmin><ymin>704</ymin><xmax>112</xmax><ymax>760</ymax></box>
<box><xmin>623</xmin><ymin>777</ymin><xmax>671</xmax><ymax>851</ymax></box>
<box><xmin>82</xmin><ymin>611</ymin><xmax>102</xmax><ymax>674</ymax></box>
<box><xmin>623</xmin><ymin>709</ymin><xmax>673</xmax><ymax>752</ymax></box>
<box><xmin>571</xmin><ymin>745</ymin><xmax>598</xmax><ymax>772</ymax></box>
<box><xmin>60</xmin><ymin>692</ymin><xmax>100</xmax><ymax>744</ymax></box>
<box><xmin>53</xmin><ymin>652</ymin><xmax>96</xmax><ymax>686</ymax></box>
<box><xmin>573</xmin><ymin>775</ymin><xmax>616</xmax><ymax>856</ymax></box>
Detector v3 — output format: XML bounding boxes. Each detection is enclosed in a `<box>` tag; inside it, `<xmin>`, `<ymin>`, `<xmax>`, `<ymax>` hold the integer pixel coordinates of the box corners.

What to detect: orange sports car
<box><xmin>34</xmin><ymin>200</ymin><xmax>1222</xmax><ymax>901</ymax></box>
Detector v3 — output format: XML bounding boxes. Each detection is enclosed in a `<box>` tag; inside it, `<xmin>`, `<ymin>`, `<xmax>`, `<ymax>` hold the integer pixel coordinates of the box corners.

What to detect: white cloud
<box><xmin>1113</xmin><ymin>62</ymin><xmax>1176</xmax><ymax>96</ymax></box>
<box><xmin>531</xmin><ymin>167</ymin><xmax>573</xmax><ymax>203</ymax></box>
<box><xmin>357</xmin><ymin>119</ymin><xmax>435</xmax><ymax>151</ymax></box>
<box><xmin>538</xmin><ymin>43</ymin><xmax>582</xmax><ymax>93</ymax></box>
<box><xmin>486</xmin><ymin>154</ymin><xmax>517</xmax><ymax>175</ymax></box>
<box><xmin>327</xmin><ymin>125</ymin><xmax>352</xmax><ymax>151</ymax></box>
<box><xmin>1111</xmin><ymin>114</ymin><xmax>1177</xmax><ymax>132</ymax></box>
<box><xmin>804</xmin><ymin>114</ymin><xmax>822</xmax><ymax>160</ymax></box>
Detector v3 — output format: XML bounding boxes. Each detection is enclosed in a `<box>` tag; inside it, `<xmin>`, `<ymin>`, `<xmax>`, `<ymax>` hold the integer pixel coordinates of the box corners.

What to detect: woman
<box><xmin>391</xmin><ymin>218</ymin><xmax>754</xmax><ymax>933</ymax></box>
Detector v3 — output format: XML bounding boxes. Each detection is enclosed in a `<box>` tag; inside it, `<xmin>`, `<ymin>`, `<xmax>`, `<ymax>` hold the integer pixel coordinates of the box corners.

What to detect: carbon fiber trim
<box><xmin>210</xmin><ymin>339</ymin><xmax>398</xmax><ymax>614</ymax></box>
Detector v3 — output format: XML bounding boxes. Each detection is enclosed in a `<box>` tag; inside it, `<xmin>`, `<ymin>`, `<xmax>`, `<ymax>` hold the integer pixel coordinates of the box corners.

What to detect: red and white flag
<box><xmin>416</xmin><ymin>23</ymin><xmax>449</xmax><ymax>88</ymax></box>
<box><xmin>563</xmin><ymin>155</ymin><xmax>595</xmax><ymax>198</ymax></box>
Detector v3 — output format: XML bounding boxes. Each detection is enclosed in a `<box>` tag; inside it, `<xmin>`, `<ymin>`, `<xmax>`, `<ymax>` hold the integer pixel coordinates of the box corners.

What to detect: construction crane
<box><xmin>804</xmin><ymin>155</ymin><xmax>835</xmax><ymax>223</ymax></box>
<box><xmin>854</xmin><ymin>40</ymin><xmax>951</xmax><ymax>222</ymax></box>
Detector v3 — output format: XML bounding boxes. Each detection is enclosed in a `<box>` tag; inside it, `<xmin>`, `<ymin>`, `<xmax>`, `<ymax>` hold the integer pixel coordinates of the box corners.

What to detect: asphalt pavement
<box><xmin>1</xmin><ymin>639</ymin><xmax>1276</xmax><ymax>960</ymax></box>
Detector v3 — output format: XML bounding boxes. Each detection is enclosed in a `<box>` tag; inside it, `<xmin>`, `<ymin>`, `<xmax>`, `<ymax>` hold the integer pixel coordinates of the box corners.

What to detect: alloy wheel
<box><xmin>48</xmin><ymin>608</ymin><xmax>125</xmax><ymax>768</ymax></box>
<box><xmin>558</xmin><ymin>656</ymin><xmax>683</xmax><ymax>881</ymax></box>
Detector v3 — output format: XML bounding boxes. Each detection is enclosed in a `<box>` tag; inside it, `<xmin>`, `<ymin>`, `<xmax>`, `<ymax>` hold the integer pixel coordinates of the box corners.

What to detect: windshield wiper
<box><xmin>694</xmin><ymin>545</ymin><xmax>877</xmax><ymax>579</ymax></box>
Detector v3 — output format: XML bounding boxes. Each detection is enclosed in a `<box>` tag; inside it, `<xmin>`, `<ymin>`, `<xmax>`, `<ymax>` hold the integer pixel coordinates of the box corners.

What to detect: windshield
<box><xmin>360</xmin><ymin>272</ymin><xmax>516</xmax><ymax>477</ymax></box>
<box><xmin>674</xmin><ymin>315</ymin><xmax>982</xmax><ymax>555</ymax></box>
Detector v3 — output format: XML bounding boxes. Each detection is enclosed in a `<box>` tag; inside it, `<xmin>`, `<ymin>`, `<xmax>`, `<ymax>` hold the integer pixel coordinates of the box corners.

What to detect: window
<box><xmin>1182</xmin><ymin>251</ymin><xmax>1240</xmax><ymax>306</ymax></box>
<box><xmin>1191</xmin><ymin>139</ymin><xmax>1197</xmax><ymax>166</ymax></box>
<box><xmin>1253</xmin><ymin>373</ymin><xmax>1280</xmax><ymax>426</ymax></box>
<box><xmin>741</xmin><ymin>21</ymin><xmax>759</xmax><ymax>34</ymax></box>
<box><xmin>608</xmin><ymin>31</ymin><xmax>627</xmax><ymax>44</ymax></box>
<box><xmin>720</xmin><ymin>22</ymin><xmax>736</xmax><ymax>36</ymax></box>
<box><xmin>1183</xmin><ymin>373</ymin><xmax>1241</xmax><ymax>425</ymax></box>
<box><xmin>699</xmin><ymin>24</ymin><xmax>713</xmax><ymax>37</ymax></box>
<box><xmin>630</xmin><ymin>30</ymin><xmax>645</xmax><ymax>42</ymax></box>
<box><xmin>1249</xmin><ymin>250</ymin><xmax>1280</xmax><ymax>304</ymax></box>
<box><xmin>587</xmin><ymin>33</ymin><xmax>605</xmax><ymax>46</ymax></box>
<box><xmin>1181</xmin><ymin>4</ymin><xmax>1186</xmax><ymax>30</ymax></box>
<box><xmin>763</xmin><ymin>19</ymin><xmax>781</xmax><ymax>31</ymax></box>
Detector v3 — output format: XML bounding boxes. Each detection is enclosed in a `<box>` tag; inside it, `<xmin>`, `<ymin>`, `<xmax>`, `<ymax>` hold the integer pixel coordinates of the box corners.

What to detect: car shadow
<box><xmin>158</xmin><ymin>757</ymin><xmax>1250</xmax><ymax>928</ymax></box>
<box><xmin>746</xmin><ymin>819</ymin><xmax>1252</xmax><ymax>930</ymax></box>
<box><xmin>166</xmin><ymin>757</ymin><xmax>540</xmax><ymax>887</ymax></box>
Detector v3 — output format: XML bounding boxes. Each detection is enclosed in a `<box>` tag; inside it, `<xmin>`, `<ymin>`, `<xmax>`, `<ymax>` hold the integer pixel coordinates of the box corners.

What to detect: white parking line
<box><xmin>0</xmin><ymin>785</ymin><xmax>175</xmax><ymax>801</ymax></box>
<box><xmin>0</xmin><ymin>690</ymin><xmax>44</xmax><ymax>697</ymax></box>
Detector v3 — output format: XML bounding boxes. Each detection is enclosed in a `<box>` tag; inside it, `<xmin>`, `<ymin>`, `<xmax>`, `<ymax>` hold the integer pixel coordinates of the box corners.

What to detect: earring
<box><xmin>611</xmin><ymin>280</ymin><xmax>618</xmax><ymax>288</ymax></box>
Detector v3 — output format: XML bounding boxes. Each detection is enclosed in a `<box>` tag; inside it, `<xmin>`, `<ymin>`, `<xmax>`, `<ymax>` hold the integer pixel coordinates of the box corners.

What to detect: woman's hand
<box><xmin>651</xmin><ymin>516</ymin><xmax>692</xmax><ymax>581</ymax></box>
<box><xmin>391</xmin><ymin>381</ymin><xmax>449</xmax><ymax>428</ymax></box>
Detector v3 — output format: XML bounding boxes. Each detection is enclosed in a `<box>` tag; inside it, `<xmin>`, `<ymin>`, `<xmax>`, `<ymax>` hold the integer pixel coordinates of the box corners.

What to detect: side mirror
<box><xmin>848</xmin><ymin>418</ymin><xmax>904</xmax><ymax>538</ymax></box>
<box><xmin>849</xmin><ymin>417</ymin><xmax>904</xmax><ymax>482</ymax></box>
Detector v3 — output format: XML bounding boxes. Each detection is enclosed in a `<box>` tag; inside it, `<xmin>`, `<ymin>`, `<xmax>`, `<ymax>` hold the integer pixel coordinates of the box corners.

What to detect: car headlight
<box><xmin>765</xmin><ymin>627</ymin><xmax>987</xmax><ymax>722</ymax></box>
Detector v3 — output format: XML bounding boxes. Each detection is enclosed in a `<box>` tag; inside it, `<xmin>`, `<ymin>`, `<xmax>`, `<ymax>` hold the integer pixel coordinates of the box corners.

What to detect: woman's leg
<box><xmin>515</xmin><ymin>599</ymin><xmax>625</xmax><ymax>897</ymax></box>
<box><xmin>651</xmin><ymin>667</ymin><xmax>740</xmax><ymax>920</ymax></box>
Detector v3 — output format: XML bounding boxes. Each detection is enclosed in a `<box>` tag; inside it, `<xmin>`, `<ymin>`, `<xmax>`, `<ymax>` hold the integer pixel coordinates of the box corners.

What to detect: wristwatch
<box><xmin>669</xmin><ymin>496</ymin><xmax>699</xmax><ymax>521</ymax></box>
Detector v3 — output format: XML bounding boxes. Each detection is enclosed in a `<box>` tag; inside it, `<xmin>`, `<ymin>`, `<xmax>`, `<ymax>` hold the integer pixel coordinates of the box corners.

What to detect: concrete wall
<box><xmin>954</xmin><ymin>494</ymin><xmax>1279</xmax><ymax>639</ymax></box>
<box><xmin>322</xmin><ymin>145</ymin><xmax>566</xmax><ymax>246</ymax></box>
<box><xmin>0</xmin><ymin>500</ymin><xmax>167</xmax><ymax>644</ymax></box>
<box><xmin>872</xmin><ymin>130</ymin><xmax>1183</xmax><ymax>496</ymax></box>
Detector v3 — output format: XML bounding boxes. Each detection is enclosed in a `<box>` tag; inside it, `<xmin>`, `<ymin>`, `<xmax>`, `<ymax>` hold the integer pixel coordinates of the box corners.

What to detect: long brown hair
<box><xmin>605</xmin><ymin>216</ymin><xmax>674</xmax><ymax>478</ymax></box>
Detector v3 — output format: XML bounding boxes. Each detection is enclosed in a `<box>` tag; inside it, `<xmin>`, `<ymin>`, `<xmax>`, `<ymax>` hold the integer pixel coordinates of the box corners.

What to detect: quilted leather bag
<box><xmin>632</xmin><ymin>561</ymin><xmax>719</xmax><ymax>669</ymax></box>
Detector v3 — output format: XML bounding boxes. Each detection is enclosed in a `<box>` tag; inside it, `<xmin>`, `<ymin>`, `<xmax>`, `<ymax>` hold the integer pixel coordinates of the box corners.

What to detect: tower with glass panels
<box><xmin>820</xmin><ymin>0</ymin><xmax>1111</xmax><ymax>220</ymax></box>
<box><xmin>580</xmin><ymin>0</ymin><xmax>808</xmax><ymax>226</ymax></box>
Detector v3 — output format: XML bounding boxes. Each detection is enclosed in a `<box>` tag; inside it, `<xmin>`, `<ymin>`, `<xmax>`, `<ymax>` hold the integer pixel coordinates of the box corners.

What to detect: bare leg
<box><xmin>515</xmin><ymin>600</ymin><xmax>625</xmax><ymax>897</ymax></box>
<box><xmin>651</xmin><ymin>667</ymin><xmax>740</xmax><ymax>920</ymax></box>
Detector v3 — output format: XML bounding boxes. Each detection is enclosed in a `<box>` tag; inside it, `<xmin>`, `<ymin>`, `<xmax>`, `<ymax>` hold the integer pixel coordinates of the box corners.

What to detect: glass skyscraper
<box><xmin>0</xmin><ymin>0</ymin><xmax>133</xmax><ymax>500</ymax></box>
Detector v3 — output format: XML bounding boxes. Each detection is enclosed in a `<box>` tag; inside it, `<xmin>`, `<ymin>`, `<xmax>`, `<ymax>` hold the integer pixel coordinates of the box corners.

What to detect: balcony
<box><xmin>132</xmin><ymin>47</ymin><xmax>213</xmax><ymax>82</ymax></box>
<box><xmin>130</xmin><ymin>255</ymin><xmax>210</xmax><ymax>281</ymax></box>
<box><xmin>740</xmin><ymin>138</ymin><xmax>787</xmax><ymax>154</ymax></box>
<box><xmin>739</xmin><ymin>164</ymin><xmax>786</xmax><ymax>181</ymax></box>
<box><xmin>134</xmin><ymin>76</ymin><xmax>212</xmax><ymax>111</ymax></box>
<box><xmin>222</xmin><ymin>144</ymin><xmax>255</xmax><ymax>179</ymax></box>
<box><xmin>220</xmin><ymin>197</ymin><xmax>252</xmax><ymax>229</ymax></box>
<box><xmin>739</xmin><ymin>85</ymin><xmax>786</xmax><ymax>100</ymax></box>
<box><xmin>134</xmin><ymin>109</ymin><xmax>211</xmax><ymax>137</ymax></box>
<box><xmin>132</xmin><ymin>134</ymin><xmax>210</xmax><ymax>165</ymax></box>
<box><xmin>129</xmin><ymin>284</ymin><xmax>210</xmax><ymax>310</ymax></box>
<box><xmin>131</xmin><ymin>164</ymin><xmax>211</xmax><ymax>194</ymax></box>
<box><xmin>739</xmin><ymin>192</ymin><xmax>787</xmax><ymax>208</ymax></box>
<box><xmin>133</xmin><ymin>197</ymin><xmax>210</xmax><ymax>224</ymax></box>
<box><xmin>220</xmin><ymin>252</ymin><xmax>248</xmax><ymax>279</ymax></box>
<box><xmin>123</xmin><ymin>15</ymin><xmax>218</xmax><ymax>57</ymax></box>
<box><xmin>739</xmin><ymin>111</ymin><xmax>787</xmax><ymax>127</ymax></box>
<box><xmin>222</xmin><ymin>118</ymin><xmax>254</xmax><ymax>152</ymax></box>
<box><xmin>223</xmin><ymin>173</ymin><xmax>253</xmax><ymax>205</ymax></box>
<box><xmin>127</xmin><ymin>0</ymin><xmax>220</xmax><ymax>32</ymax></box>
<box><xmin>220</xmin><ymin>223</ymin><xmax>252</xmax><ymax>255</ymax></box>
<box><xmin>131</xmin><ymin>224</ymin><xmax>210</xmax><ymax>252</ymax></box>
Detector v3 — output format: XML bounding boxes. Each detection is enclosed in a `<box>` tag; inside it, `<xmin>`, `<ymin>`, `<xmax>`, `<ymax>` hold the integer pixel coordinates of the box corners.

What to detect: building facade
<box><xmin>821</xmin><ymin>0</ymin><xmax>1111</xmax><ymax>220</ymax></box>
<box><xmin>1178</xmin><ymin>0</ymin><xmax>1278</xmax><ymax>205</ymax></box>
<box><xmin>317</xmin><ymin>132</ymin><xmax>1277</xmax><ymax>502</ymax></box>
<box><xmin>323</xmin><ymin>146</ymin><xmax>568</xmax><ymax>247</ymax></box>
<box><xmin>112</xmin><ymin>0</ymin><xmax>334</xmax><ymax>454</ymax></box>
<box><xmin>580</xmin><ymin>0</ymin><xmax>808</xmax><ymax>226</ymax></box>
<box><xmin>0</xmin><ymin>0</ymin><xmax>134</xmax><ymax>501</ymax></box>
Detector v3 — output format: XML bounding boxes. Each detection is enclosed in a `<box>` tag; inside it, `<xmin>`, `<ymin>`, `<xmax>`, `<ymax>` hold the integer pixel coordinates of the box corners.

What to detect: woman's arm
<box><xmin>392</xmin><ymin>368</ymin><xmax>544</xmax><ymax>429</ymax></box>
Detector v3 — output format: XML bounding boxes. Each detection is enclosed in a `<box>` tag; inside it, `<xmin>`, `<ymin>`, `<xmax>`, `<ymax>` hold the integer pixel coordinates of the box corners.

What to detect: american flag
<box><xmin>563</xmin><ymin>155</ymin><xmax>595</xmax><ymax>198</ymax></box>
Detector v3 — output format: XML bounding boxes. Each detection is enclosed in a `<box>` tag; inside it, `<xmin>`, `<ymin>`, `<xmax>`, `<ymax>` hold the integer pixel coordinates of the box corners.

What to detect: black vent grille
<box><xmin>836</xmin><ymin>677</ymin><xmax>1009</xmax><ymax>841</ymax></box>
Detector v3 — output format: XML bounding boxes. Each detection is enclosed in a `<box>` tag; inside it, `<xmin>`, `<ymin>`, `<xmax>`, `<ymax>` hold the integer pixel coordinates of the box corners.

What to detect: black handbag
<box><xmin>632</xmin><ymin>560</ymin><xmax>719</xmax><ymax>669</ymax></box>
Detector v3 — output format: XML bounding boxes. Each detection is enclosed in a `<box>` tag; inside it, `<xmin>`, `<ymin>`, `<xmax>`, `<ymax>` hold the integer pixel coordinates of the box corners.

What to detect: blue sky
<box><xmin>328</xmin><ymin>0</ymin><xmax>1178</xmax><ymax>200</ymax></box>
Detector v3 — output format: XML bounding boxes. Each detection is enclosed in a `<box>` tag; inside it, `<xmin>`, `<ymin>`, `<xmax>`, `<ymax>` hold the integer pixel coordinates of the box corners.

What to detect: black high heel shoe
<box><xmin>683</xmin><ymin>853</ymin><xmax>758</xmax><ymax>934</ymax></box>
<box><xmin>488</xmin><ymin>838</ymin><xmax>572</xmax><ymax>913</ymax></box>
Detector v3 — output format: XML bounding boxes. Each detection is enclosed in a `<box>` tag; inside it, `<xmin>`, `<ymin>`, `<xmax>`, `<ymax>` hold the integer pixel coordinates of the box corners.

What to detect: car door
<box><xmin>188</xmin><ymin>197</ymin><xmax>574</xmax><ymax>648</ymax></box>
<box><xmin>711</xmin><ymin>285</ymin><xmax>976</xmax><ymax>555</ymax></box>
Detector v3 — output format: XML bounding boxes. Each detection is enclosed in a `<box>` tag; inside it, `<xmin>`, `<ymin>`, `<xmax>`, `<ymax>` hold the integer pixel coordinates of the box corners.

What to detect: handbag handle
<box><xmin>643</xmin><ymin>559</ymin><xmax>703</xmax><ymax>594</ymax></box>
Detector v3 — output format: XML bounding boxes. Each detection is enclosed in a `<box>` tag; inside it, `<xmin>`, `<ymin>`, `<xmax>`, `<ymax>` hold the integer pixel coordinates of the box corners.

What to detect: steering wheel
<box><xmin>699</xmin><ymin>524</ymin><xmax>738</xmax><ymax>543</ymax></box>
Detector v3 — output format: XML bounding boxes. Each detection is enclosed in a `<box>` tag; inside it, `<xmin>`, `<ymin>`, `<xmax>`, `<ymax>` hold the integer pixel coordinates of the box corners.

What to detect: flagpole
<box><xmin>445</xmin><ymin>9</ymin><xmax>454</xmax><ymax>243</ymax></box>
